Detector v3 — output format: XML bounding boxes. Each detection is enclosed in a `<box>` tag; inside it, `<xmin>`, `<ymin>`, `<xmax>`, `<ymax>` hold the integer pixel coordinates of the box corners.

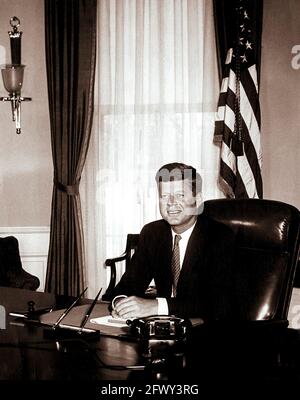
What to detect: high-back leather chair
<box><xmin>0</xmin><ymin>236</ymin><xmax>40</xmax><ymax>291</ymax></box>
<box><xmin>186</xmin><ymin>199</ymin><xmax>300</xmax><ymax>383</ymax></box>
<box><xmin>203</xmin><ymin>198</ymin><xmax>300</xmax><ymax>321</ymax></box>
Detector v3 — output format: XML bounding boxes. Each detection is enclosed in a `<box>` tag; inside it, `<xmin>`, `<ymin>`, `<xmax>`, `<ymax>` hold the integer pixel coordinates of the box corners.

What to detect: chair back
<box><xmin>203</xmin><ymin>199</ymin><xmax>300</xmax><ymax>320</ymax></box>
<box><xmin>0</xmin><ymin>236</ymin><xmax>40</xmax><ymax>290</ymax></box>
<box><xmin>123</xmin><ymin>234</ymin><xmax>140</xmax><ymax>270</ymax></box>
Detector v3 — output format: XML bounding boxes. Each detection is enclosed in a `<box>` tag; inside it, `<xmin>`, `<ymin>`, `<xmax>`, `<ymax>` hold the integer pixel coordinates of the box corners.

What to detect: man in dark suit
<box><xmin>110</xmin><ymin>163</ymin><xmax>235</xmax><ymax>320</ymax></box>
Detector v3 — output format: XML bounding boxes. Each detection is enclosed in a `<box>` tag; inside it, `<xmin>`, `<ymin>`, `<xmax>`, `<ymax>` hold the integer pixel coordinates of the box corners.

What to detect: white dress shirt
<box><xmin>157</xmin><ymin>222</ymin><xmax>197</xmax><ymax>314</ymax></box>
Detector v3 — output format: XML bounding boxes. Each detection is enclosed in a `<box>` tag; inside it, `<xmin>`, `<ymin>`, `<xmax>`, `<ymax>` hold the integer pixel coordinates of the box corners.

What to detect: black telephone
<box><xmin>128</xmin><ymin>316</ymin><xmax>192</xmax><ymax>375</ymax></box>
<box><xmin>128</xmin><ymin>315</ymin><xmax>191</xmax><ymax>342</ymax></box>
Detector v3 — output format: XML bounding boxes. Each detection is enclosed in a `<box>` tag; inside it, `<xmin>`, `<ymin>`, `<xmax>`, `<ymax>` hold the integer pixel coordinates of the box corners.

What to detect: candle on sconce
<box><xmin>8</xmin><ymin>16</ymin><xmax>22</xmax><ymax>65</ymax></box>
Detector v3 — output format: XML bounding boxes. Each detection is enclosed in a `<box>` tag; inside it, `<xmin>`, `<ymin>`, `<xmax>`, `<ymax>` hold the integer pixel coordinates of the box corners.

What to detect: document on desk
<box><xmin>90</xmin><ymin>315</ymin><xmax>129</xmax><ymax>327</ymax></box>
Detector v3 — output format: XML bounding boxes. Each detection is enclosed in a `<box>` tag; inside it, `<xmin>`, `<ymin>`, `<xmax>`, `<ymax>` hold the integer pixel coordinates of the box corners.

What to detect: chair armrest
<box><xmin>105</xmin><ymin>254</ymin><xmax>127</xmax><ymax>266</ymax></box>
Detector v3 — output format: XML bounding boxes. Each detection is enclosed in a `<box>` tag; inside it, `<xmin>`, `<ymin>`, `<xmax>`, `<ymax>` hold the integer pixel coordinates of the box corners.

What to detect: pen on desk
<box><xmin>78</xmin><ymin>287</ymin><xmax>102</xmax><ymax>333</ymax></box>
<box><xmin>52</xmin><ymin>287</ymin><xmax>88</xmax><ymax>329</ymax></box>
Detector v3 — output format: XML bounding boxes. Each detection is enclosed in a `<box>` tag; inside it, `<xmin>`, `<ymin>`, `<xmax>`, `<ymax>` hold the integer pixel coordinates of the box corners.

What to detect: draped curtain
<box><xmin>81</xmin><ymin>0</ymin><xmax>221</xmax><ymax>298</ymax></box>
<box><xmin>45</xmin><ymin>0</ymin><xmax>97</xmax><ymax>296</ymax></box>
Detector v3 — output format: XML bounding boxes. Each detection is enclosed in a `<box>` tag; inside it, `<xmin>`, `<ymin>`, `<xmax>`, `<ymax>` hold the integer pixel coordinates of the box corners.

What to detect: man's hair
<box><xmin>155</xmin><ymin>162</ymin><xmax>202</xmax><ymax>195</ymax></box>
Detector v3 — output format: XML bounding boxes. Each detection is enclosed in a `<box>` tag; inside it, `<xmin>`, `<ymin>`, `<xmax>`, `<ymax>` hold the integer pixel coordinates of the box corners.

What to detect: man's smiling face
<box><xmin>158</xmin><ymin>179</ymin><xmax>199</xmax><ymax>233</ymax></box>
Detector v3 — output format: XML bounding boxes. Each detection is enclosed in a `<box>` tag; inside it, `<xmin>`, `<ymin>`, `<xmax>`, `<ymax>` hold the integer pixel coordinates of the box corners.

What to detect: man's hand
<box><xmin>112</xmin><ymin>296</ymin><xmax>158</xmax><ymax>319</ymax></box>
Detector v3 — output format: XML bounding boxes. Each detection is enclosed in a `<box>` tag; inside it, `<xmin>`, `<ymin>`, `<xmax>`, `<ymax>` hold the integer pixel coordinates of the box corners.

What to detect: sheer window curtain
<box><xmin>81</xmin><ymin>0</ymin><xmax>222</xmax><ymax>298</ymax></box>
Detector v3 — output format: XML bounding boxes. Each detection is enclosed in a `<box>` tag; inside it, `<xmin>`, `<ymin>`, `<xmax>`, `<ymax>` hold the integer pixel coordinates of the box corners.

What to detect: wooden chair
<box><xmin>102</xmin><ymin>234</ymin><xmax>139</xmax><ymax>301</ymax></box>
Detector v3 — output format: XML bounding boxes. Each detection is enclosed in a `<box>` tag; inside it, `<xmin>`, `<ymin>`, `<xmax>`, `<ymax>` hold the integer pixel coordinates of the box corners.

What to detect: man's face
<box><xmin>158</xmin><ymin>179</ymin><xmax>200</xmax><ymax>233</ymax></box>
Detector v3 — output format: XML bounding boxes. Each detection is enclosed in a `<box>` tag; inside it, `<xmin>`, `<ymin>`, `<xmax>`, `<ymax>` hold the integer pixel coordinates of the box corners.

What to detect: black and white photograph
<box><xmin>0</xmin><ymin>0</ymin><xmax>300</xmax><ymax>397</ymax></box>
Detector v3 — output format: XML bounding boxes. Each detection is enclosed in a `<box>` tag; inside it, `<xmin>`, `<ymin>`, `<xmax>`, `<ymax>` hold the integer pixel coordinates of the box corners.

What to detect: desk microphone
<box><xmin>52</xmin><ymin>287</ymin><xmax>88</xmax><ymax>329</ymax></box>
<box><xmin>44</xmin><ymin>287</ymin><xmax>101</xmax><ymax>341</ymax></box>
<box><xmin>78</xmin><ymin>287</ymin><xmax>102</xmax><ymax>334</ymax></box>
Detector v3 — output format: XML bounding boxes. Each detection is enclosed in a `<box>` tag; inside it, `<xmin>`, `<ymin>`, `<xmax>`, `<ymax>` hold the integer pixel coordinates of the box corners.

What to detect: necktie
<box><xmin>171</xmin><ymin>234</ymin><xmax>182</xmax><ymax>296</ymax></box>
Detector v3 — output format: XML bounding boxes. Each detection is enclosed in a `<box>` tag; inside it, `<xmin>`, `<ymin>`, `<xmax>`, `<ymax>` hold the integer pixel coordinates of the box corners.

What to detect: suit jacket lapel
<box><xmin>156</xmin><ymin>222</ymin><xmax>173</xmax><ymax>296</ymax></box>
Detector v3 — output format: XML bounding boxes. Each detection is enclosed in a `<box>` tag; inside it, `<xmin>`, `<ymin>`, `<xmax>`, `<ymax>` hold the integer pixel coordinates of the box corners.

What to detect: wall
<box><xmin>0</xmin><ymin>0</ymin><xmax>52</xmax><ymax>227</ymax></box>
<box><xmin>261</xmin><ymin>0</ymin><xmax>300</xmax><ymax>210</ymax></box>
<box><xmin>0</xmin><ymin>0</ymin><xmax>51</xmax><ymax>290</ymax></box>
<box><xmin>261</xmin><ymin>0</ymin><xmax>300</xmax><ymax>323</ymax></box>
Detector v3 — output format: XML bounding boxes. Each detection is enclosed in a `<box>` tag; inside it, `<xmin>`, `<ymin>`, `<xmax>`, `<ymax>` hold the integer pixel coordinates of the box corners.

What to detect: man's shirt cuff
<box><xmin>157</xmin><ymin>297</ymin><xmax>169</xmax><ymax>315</ymax></box>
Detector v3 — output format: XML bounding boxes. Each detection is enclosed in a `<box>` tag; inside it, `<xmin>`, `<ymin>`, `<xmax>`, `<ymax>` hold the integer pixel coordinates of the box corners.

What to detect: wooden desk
<box><xmin>0</xmin><ymin>287</ymin><xmax>140</xmax><ymax>380</ymax></box>
<box><xmin>1</xmin><ymin>286</ymin><xmax>300</xmax><ymax>393</ymax></box>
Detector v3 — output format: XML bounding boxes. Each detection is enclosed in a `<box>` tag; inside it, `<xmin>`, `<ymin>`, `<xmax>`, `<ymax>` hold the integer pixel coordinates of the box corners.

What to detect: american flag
<box><xmin>214</xmin><ymin>1</ymin><xmax>263</xmax><ymax>199</ymax></box>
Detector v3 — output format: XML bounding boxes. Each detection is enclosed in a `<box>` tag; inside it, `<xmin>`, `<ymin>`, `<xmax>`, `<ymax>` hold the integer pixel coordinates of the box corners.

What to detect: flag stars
<box><xmin>245</xmin><ymin>41</ymin><xmax>252</xmax><ymax>49</ymax></box>
<box><xmin>240</xmin><ymin>24</ymin><xmax>245</xmax><ymax>32</ymax></box>
<box><xmin>240</xmin><ymin>54</ymin><xmax>247</xmax><ymax>63</ymax></box>
<box><xmin>239</xmin><ymin>37</ymin><xmax>244</xmax><ymax>45</ymax></box>
<box><xmin>244</xmin><ymin>10</ymin><xmax>249</xmax><ymax>19</ymax></box>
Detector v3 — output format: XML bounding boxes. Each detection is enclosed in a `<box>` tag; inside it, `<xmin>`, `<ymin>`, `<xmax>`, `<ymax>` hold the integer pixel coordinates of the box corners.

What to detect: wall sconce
<box><xmin>0</xmin><ymin>17</ymin><xmax>31</xmax><ymax>134</ymax></box>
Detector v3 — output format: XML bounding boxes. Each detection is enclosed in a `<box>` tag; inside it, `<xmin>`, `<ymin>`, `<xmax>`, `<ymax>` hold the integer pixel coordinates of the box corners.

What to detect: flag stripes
<box><xmin>214</xmin><ymin>44</ymin><xmax>263</xmax><ymax>199</ymax></box>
